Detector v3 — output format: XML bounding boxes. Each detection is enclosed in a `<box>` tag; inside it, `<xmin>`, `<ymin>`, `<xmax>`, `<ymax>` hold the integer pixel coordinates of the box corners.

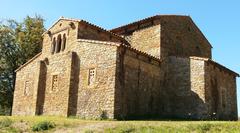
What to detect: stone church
<box><xmin>12</xmin><ymin>15</ymin><xmax>239</xmax><ymax>120</ymax></box>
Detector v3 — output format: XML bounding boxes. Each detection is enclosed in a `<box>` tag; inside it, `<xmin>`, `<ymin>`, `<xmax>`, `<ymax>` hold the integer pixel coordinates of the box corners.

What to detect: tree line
<box><xmin>0</xmin><ymin>15</ymin><xmax>45</xmax><ymax>115</ymax></box>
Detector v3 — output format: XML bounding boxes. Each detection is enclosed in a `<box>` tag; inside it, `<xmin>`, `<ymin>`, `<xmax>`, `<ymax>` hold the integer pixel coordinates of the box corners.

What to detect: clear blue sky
<box><xmin>1</xmin><ymin>0</ymin><xmax>239</xmax><ymax>114</ymax></box>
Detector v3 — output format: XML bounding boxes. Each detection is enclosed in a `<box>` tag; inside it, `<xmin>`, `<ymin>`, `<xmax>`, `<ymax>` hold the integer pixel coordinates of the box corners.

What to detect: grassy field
<box><xmin>0</xmin><ymin>116</ymin><xmax>239</xmax><ymax>133</ymax></box>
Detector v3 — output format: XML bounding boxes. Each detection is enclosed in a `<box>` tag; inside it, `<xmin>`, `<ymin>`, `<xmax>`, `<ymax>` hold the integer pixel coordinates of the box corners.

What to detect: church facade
<box><xmin>12</xmin><ymin>15</ymin><xmax>239</xmax><ymax>120</ymax></box>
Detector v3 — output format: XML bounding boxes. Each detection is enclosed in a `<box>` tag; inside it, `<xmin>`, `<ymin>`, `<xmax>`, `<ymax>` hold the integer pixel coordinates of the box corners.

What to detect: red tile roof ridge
<box><xmin>110</xmin><ymin>14</ymin><xmax>188</xmax><ymax>32</ymax></box>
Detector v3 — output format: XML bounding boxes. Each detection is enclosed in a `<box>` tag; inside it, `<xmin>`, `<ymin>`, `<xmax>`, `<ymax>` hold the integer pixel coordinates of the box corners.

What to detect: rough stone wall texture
<box><xmin>13</xmin><ymin>19</ymin><xmax>79</xmax><ymax>116</ymax></box>
<box><xmin>163</xmin><ymin>56</ymin><xmax>208</xmax><ymax>119</ymax></box>
<box><xmin>68</xmin><ymin>40</ymin><xmax>117</xmax><ymax>119</ymax></box>
<box><xmin>13</xmin><ymin>19</ymin><xmax>119</xmax><ymax>118</ymax></box>
<box><xmin>114</xmin><ymin>47</ymin><xmax>164</xmax><ymax>119</ymax></box>
<box><xmin>205</xmin><ymin>62</ymin><xmax>238</xmax><ymax>120</ymax></box>
<box><xmin>67</xmin><ymin>52</ymin><xmax>79</xmax><ymax>116</ymax></box>
<box><xmin>35</xmin><ymin>60</ymin><xmax>47</xmax><ymax>115</ymax></box>
<box><xmin>112</xmin><ymin>16</ymin><xmax>212</xmax><ymax>59</ymax></box>
<box><xmin>42</xmin><ymin>20</ymin><xmax>78</xmax><ymax>57</ymax></box>
<box><xmin>41</xmin><ymin>52</ymin><xmax>73</xmax><ymax>116</ymax></box>
<box><xmin>41</xmin><ymin>20</ymin><xmax>119</xmax><ymax>118</ymax></box>
<box><xmin>125</xmin><ymin>24</ymin><xmax>161</xmax><ymax>58</ymax></box>
<box><xmin>78</xmin><ymin>23</ymin><xmax>122</xmax><ymax>43</ymax></box>
<box><xmin>12</xmin><ymin>17</ymin><xmax>238</xmax><ymax>120</ymax></box>
<box><xmin>162</xmin><ymin>56</ymin><xmax>238</xmax><ymax>120</ymax></box>
<box><xmin>160</xmin><ymin>16</ymin><xmax>212</xmax><ymax>59</ymax></box>
<box><xmin>12</xmin><ymin>54</ymin><xmax>43</xmax><ymax>116</ymax></box>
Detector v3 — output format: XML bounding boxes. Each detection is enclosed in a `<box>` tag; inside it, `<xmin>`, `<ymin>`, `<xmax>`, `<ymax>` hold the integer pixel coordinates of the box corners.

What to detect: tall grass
<box><xmin>32</xmin><ymin>121</ymin><xmax>56</xmax><ymax>131</ymax></box>
<box><xmin>0</xmin><ymin>118</ymin><xmax>13</xmax><ymax>128</ymax></box>
<box><xmin>104</xmin><ymin>122</ymin><xmax>240</xmax><ymax>133</ymax></box>
<box><xmin>0</xmin><ymin>116</ymin><xmax>240</xmax><ymax>133</ymax></box>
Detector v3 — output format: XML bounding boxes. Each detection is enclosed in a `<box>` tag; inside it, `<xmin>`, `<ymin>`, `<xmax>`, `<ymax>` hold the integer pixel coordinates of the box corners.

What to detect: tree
<box><xmin>0</xmin><ymin>15</ymin><xmax>45</xmax><ymax>115</ymax></box>
<box><xmin>16</xmin><ymin>15</ymin><xmax>45</xmax><ymax>63</ymax></box>
<box><xmin>0</xmin><ymin>20</ymin><xmax>19</xmax><ymax>115</ymax></box>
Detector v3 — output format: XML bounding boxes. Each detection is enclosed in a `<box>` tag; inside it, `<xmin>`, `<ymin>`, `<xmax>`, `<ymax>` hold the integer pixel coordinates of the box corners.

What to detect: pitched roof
<box><xmin>43</xmin><ymin>17</ymin><xmax>129</xmax><ymax>45</ymax></box>
<box><xmin>110</xmin><ymin>15</ymin><xmax>188</xmax><ymax>33</ymax></box>
<box><xmin>110</xmin><ymin>15</ymin><xmax>213</xmax><ymax>48</ymax></box>
<box><xmin>190</xmin><ymin>56</ymin><xmax>239</xmax><ymax>77</ymax></box>
<box><xmin>15</xmin><ymin>52</ymin><xmax>42</xmax><ymax>72</ymax></box>
<box><xmin>77</xmin><ymin>39</ymin><xmax>161</xmax><ymax>63</ymax></box>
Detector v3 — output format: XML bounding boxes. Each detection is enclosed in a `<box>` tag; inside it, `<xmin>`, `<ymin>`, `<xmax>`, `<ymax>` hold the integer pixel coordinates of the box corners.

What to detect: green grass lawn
<box><xmin>0</xmin><ymin>116</ymin><xmax>239</xmax><ymax>133</ymax></box>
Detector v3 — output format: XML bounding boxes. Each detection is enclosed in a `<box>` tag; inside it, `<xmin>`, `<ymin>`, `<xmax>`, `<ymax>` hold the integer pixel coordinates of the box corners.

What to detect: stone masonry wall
<box><xmin>13</xmin><ymin>17</ymin><xmax>238</xmax><ymax>121</ymax></box>
<box><xmin>33</xmin><ymin>19</ymin><xmax>79</xmax><ymax>116</ymax></box>
<box><xmin>14</xmin><ymin>19</ymin><xmax>119</xmax><ymax>118</ymax></box>
<box><xmin>42</xmin><ymin>19</ymin><xmax>118</xmax><ymax>118</ymax></box>
<box><xmin>114</xmin><ymin>47</ymin><xmax>163</xmax><ymax>119</ymax></box>
<box><xmin>111</xmin><ymin>16</ymin><xmax>212</xmax><ymax>59</ymax></box>
<box><xmin>160</xmin><ymin>17</ymin><xmax>212</xmax><ymax>59</ymax></box>
<box><xmin>164</xmin><ymin>56</ymin><xmax>208</xmax><ymax>119</ymax></box>
<box><xmin>204</xmin><ymin>62</ymin><xmax>238</xmax><ymax>120</ymax></box>
<box><xmin>35</xmin><ymin>60</ymin><xmax>47</xmax><ymax>115</ymax></box>
<box><xmin>41</xmin><ymin>52</ymin><xmax>74</xmax><ymax>116</ymax></box>
<box><xmin>42</xmin><ymin>19</ymin><xmax>78</xmax><ymax>57</ymax></box>
<box><xmin>78</xmin><ymin>23</ymin><xmax>122</xmax><ymax>43</ymax></box>
<box><xmin>12</xmin><ymin>54</ymin><xmax>43</xmax><ymax>116</ymax></box>
<box><xmin>67</xmin><ymin>40</ymin><xmax>118</xmax><ymax>119</ymax></box>
<box><xmin>128</xmin><ymin>24</ymin><xmax>161</xmax><ymax>58</ymax></box>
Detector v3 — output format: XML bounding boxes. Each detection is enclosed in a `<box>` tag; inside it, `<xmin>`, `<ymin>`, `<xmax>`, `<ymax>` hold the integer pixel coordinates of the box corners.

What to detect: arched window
<box><xmin>51</xmin><ymin>38</ymin><xmax>56</xmax><ymax>54</ymax></box>
<box><xmin>56</xmin><ymin>34</ymin><xmax>62</xmax><ymax>53</ymax></box>
<box><xmin>61</xmin><ymin>34</ymin><xmax>66</xmax><ymax>51</ymax></box>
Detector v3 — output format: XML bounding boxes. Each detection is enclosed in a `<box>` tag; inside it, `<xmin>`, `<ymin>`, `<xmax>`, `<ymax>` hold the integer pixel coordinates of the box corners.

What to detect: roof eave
<box><xmin>190</xmin><ymin>56</ymin><xmax>239</xmax><ymax>77</ymax></box>
<box><xmin>110</xmin><ymin>14</ymin><xmax>188</xmax><ymax>33</ymax></box>
<box><xmin>15</xmin><ymin>52</ymin><xmax>42</xmax><ymax>72</ymax></box>
<box><xmin>42</xmin><ymin>17</ymin><xmax>129</xmax><ymax>45</ymax></box>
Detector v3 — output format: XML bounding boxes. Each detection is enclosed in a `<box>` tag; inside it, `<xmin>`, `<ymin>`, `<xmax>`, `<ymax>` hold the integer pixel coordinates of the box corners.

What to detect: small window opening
<box><xmin>56</xmin><ymin>34</ymin><xmax>62</xmax><ymax>53</ymax></box>
<box><xmin>61</xmin><ymin>34</ymin><xmax>66</xmax><ymax>51</ymax></box>
<box><xmin>88</xmin><ymin>68</ymin><xmax>96</xmax><ymax>85</ymax></box>
<box><xmin>24</xmin><ymin>81</ymin><xmax>30</xmax><ymax>96</ymax></box>
<box><xmin>52</xmin><ymin>75</ymin><xmax>58</xmax><ymax>91</ymax></box>
<box><xmin>51</xmin><ymin>37</ymin><xmax>56</xmax><ymax>54</ymax></box>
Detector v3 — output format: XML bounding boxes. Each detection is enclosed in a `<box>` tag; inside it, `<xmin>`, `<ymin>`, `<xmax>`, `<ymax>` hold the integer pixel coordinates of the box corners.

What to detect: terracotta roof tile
<box><xmin>110</xmin><ymin>15</ymin><xmax>188</xmax><ymax>32</ymax></box>
<box><xmin>43</xmin><ymin>17</ymin><xmax>129</xmax><ymax>45</ymax></box>
<box><xmin>77</xmin><ymin>39</ymin><xmax>161</xmax><ymax>62</ymax></box>
<box><xmin>110</xmin><ymin>15</ymin><xmax>213</xmax><ymax>48</ymax></box>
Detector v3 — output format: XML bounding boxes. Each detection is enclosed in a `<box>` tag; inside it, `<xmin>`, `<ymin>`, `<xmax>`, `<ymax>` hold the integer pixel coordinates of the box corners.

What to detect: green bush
<box><xmin>32</xmin><ymin>121</ymin><xmax>56</xmax><ymax>131</ymax></box>
<box><xmin>100</xmin><ymin>110</ymin><xmax>108</xmax><ymax>120</ymax></box>
<box><xmin>0</xmin><ymin>118</ymin><xmax>13</xmax><ymax>128</ymax></box>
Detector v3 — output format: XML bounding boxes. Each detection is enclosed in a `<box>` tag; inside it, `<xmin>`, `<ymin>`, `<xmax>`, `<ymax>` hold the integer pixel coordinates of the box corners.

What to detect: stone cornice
<box><xmin>77</xmin><ymin>39</ymin><xmax>121</xmax><ymax>47</ymax></box>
